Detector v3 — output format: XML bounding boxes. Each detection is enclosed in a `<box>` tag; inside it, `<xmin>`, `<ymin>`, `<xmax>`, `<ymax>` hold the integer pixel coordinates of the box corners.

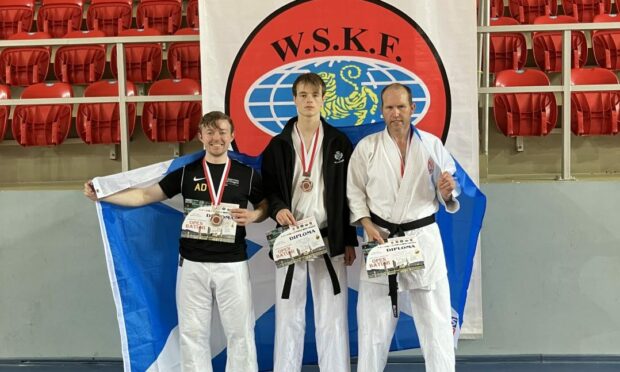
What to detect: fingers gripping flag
<box><xmin>94</xmin><ymin>125</ymin><xmax>485</xmax><ymax>372</ymax></box>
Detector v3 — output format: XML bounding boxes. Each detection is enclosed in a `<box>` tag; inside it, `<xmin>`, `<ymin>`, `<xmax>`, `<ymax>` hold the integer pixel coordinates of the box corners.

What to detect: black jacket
<box><xmin>261</xmin><ymin>117</ymin><xmax>358</xmax><ymax>256</ymax></box>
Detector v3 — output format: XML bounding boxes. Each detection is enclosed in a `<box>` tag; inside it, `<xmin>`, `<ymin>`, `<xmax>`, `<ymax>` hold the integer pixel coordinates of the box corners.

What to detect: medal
<box><xmin>202</xmin><ymin>157</ymin><xmax>231</xmax><ymax>225</ymax></box>
<box><xmin>300</xmin><ymin>177</ymin><xmax>313</xmax><ymax>192</ymax></box>
<box><xmin>210</xmin><ymin>213</ymin><xmax>223</xmax><ymax>226</ymax></box>
<box><xmin>295</xmin><ymin>124</ymin><xmax>320</xmax><ymax>193</ymax></box>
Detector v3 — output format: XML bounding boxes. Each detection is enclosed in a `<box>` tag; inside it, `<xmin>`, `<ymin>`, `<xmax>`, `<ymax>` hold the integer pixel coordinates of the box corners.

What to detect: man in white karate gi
<box><xmin>347</xmin><ymin>83</ymin><xmax>459</xmax><ymax>372</ymax></box>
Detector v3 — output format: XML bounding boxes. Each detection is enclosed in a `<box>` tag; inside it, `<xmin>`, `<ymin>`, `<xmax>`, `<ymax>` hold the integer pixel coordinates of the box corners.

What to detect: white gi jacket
<box><xmin>347</xmin><ymin>127</ymin><xmax>460</xmax><ymax>291</ymax></box>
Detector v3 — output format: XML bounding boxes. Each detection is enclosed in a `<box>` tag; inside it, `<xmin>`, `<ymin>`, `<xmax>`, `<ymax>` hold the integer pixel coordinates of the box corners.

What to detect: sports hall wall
<box><xmin>2</xmin><ymin>184</ymin><xmax>619</xmax><ymax>358</ymax></box>
<box><xmin>1</xmin><ymin>0</ymin><xmax>619</xmax><ymax>360</ymax></box>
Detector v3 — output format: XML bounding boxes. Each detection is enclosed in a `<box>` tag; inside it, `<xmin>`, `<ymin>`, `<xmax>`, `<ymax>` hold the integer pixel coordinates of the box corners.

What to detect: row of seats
<box><xmin>481</xmin><ymin>0</ymin><xmax>617</xmax><ymax>23</ymax></box>
<box><xmin>490</xmin><ymin>14</ymin><xmax>620</xmax><ymax>73</ymax></box>
<box><xmin>0</xmin><ymin>78</ymin><xmax>202</xmax><ymax>146</ymax></box>
<box><xmin>0</xmin><ymin>0</ymin><xmax>199</xmax><ymax>39</ymax></box>
<box><xmin>493</xmin><ymin>67</ymin><xmax>620</xmax><ymax>136</ymax></box>
<box><xmin>0</xmin><ymin>28</ymin><xmax>199</xmax><ymax>86</ymax></box>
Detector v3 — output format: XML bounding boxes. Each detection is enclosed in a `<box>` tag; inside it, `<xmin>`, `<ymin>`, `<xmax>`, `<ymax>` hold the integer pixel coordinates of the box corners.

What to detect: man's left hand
<box><xmin>344</xmin><ymin>246</ymin><xmax>356</xmax><ymax>266</ymax></box>
<box><xmin>231</xmin><ymin>208</ymin><xmax>257</xmax><ymax>226</ymax></box>
<box><xmin>438</xmin><ymin>171</ymin><xmax>455</xmax><ymax>201</ymax></box>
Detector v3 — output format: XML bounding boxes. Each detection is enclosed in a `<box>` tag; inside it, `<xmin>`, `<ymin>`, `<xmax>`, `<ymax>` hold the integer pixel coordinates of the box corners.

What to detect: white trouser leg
<box><xmin>178</xmin><ymin>260</ymin><xmax>214</xmax><ymax>372</ymax></box>
<box><xmin>213</xmin><ymin>261</ymin><xmax>258</xmax><ymax>372</ymax></box>
<box><xmin>273</xmin><ymin>261</ymin><xmax>308</xmax><ymax>372</ymax></box>
<box><xmin>356</xmin><ymin>280</ymin><xmax>398</xmax><ymax>372</ymax></box>
<box><xmin>309</xmin><ymin>255</ymin><xmax>350</xmax><ymax>372</ymax></box>
<box><xmin>409</xmin><ymin>276</ymin><xmax>455</xmax><ymax>372</ymax></box>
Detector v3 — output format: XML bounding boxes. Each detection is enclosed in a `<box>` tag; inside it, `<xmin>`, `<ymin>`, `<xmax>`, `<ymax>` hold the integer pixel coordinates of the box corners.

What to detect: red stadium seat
<box><xmin>37</xmin><ymin>0</ymin><xmax>83</xmax><ymax>38</ymax></box>
<box><xmin>0</xmin><ymin>0</ymin><xmax>34</xmax><ymax>39</ymax></box>
<box><xmin>0</xmin><ymin>84</ymin><xmax>10</xmax><ymax>142</ymax></box>
<box><xmin>532</xmin><ymin>15</ymin><xmax>587</xmax><ymax>72</ymax></box>
<box><xmin>111</xmin><ymin>28</ymin><xmax>163</xmax><ymax>83</ymax></box>
<box><xmin>478</xmin><ymin>0</ymin><xmax>505</xmax><ymax>18</ymax></box>
<box><xmin>0</xmin><ymin>32</ymin><xmax>51</xmax><ymax>86</ymax></box>
<box><xmin>489</xmin><ymin>17</ymin><xmax>527</xmax><ymax>73</ymax></box>
<box><xmin>142</xmin><ymin>78</ymin><xmax>202</xmax><ymax>142</ymax></box>
<box><xmin>493</xmin><ymin>69</ymin><xmax>557</xmax><ymax>136</ymax></box>
<box><xmin>136</xmin><ymin>0</ymin><xmax>182</xmax><ymax>35</ymax></box>
<box><xmin>186</xmin><ymin>0</ymin><xmax>199</xmax><ymax>28</ymax></box>
<box><xmin>509</xmin><ymin>0</ymin><xmax>557</xmax><ymax>24</ymax></box>
<box><xmin>570</xmin><ymin>67</ymin><xmax>619</xmax><ymax>135</ymax></box>
<box><xmin>86</xmin><ymin>0</ymin><xmax>132</xmax><ymax>37</ymax></box>
<box><xmin>167</xmin><ymin>28</ymin><xmax>201</xmax><ymax>81</ymax></box>
<box><xmin>561</xmin><ymin>0</ymin><xmax>611</xmax><ymax>23</ymax></box>
<box><xmin>592</xmin><ymin>14</ymin><xmax>620</xmax><ymax>70</ymax></box>
<box><xmin>54</xmin><ymin>30</ymin><xmax>106</xmax><ymax>84</ymax></box>
<box><xmin>12</xmin><ymin>82</ymin><xmax>73</xmax><ymax>146</ymax></box>
<box><xmin>77</xmin><ymin>80</ymin><xmax>137</xmax><ymax>144</ymax></box>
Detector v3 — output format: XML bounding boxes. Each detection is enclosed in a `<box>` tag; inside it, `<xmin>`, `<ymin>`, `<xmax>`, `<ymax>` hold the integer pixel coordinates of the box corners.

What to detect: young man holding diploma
<box><xmin>261</xmin><ymin>73</ymin><xmax>358</xmax><ymax>372</ymax></box>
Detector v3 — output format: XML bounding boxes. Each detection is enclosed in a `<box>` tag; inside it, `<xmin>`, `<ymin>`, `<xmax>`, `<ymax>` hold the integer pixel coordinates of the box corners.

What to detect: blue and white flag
<box><xmin>94</xmin><ymin>129</ymin><xmax>485</xmax><ymax>371</ymax></box>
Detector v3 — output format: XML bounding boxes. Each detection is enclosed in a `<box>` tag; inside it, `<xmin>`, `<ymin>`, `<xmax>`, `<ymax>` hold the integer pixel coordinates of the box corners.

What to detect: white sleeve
<box><xmin>425</xmin><ymin>133</ymin><xmax>460</xmax><ymax>213</ymax></box>
<box><xmin>347</xmin><ymin>140</ymin><xmax>371</xmax><ymax>225</ymax></box>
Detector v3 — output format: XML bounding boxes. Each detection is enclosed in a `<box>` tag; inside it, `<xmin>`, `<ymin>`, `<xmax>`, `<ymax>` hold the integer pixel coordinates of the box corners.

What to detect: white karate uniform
<box><xmin>273</xmin><ymin>125</ymin><xmax>351</xmax><ymax>372</ymax></box>
<box><xmin>347</xmin><ymin>128</ymin><xmax>460</xmax><ymax>372</ymax></box>
<box><xmin>177</xmin><ymin>260</ymin><xmax>257</xmax><ymax>372</ymax></box>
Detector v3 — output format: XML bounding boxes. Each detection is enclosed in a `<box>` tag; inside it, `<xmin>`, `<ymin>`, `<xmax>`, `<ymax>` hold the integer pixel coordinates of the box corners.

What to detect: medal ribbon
<box><xmin>295</xmin><ymin>124</ymin><xmax>320</xmax><ymax>177</ymax></box>
<box><xmin>389</xmin><ymin>125</ymin><xmax>413</xmax><ymax>177</ymax></box>
<box><xmin>202</xmin><ymin>158</ymin><xmax>231</xmax><ymax>207</ymax></box>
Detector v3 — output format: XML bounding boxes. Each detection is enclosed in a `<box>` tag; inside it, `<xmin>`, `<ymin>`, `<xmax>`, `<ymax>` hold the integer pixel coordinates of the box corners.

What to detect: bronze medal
<box><xmin>210</xmin><ymin>213</ymin><xmax>223</xmax><ymax>226</ymax></box>
<box><xmin>300</xmin><ymin>178</ymin><xmax>313</xmax><ymax>192</ymax></box>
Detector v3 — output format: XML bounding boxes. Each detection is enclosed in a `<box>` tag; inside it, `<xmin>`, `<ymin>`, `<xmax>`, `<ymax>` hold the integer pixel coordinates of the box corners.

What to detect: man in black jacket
<box><xmin>261</xmin><ymin>72</ymin><xmax>358</xmax><ymax>372</ymax></box>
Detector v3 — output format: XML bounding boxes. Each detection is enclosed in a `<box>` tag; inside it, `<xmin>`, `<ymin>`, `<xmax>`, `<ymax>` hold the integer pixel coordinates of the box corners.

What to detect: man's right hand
<box><xmin>84</xmin><ymin>180</ymin><xmax>98</xmax><ymax>201</ymax></box>
<box><xmin>360</xmin><ymin>217</ymin><xmax>385</xmax><ymax>244</ymax></box>
<box><xmin>275</xmin><ymin>208</ymin><xmax>297</xmax><ymax>226</ymax></box>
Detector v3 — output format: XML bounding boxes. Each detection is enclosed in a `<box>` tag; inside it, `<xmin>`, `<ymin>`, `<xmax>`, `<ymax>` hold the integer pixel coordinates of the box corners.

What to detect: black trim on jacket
<box><xmin>261</xmin><ymin>116</ymin><xmax>358</xmax><ymax>256</ymax></box>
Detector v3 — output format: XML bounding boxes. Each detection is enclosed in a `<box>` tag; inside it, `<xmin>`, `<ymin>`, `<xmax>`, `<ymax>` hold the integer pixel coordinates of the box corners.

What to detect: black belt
<box><xmin>280</xmin><ymin>227</ymin><xmax>341</xmax><ymax>299</ymax></box>
<box><xmin>370</xmin><ymin>212</ymin><xmax>435</xmax><ymax>318</ymax></box>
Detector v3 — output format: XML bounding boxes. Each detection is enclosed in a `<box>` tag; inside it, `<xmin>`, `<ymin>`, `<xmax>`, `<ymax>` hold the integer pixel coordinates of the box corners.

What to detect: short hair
<box><xmin>380</xmin><ymin>83</ymin><xmax>413</xmax><ymax>105</ymax></box>
<box><xmin>292</xmin><ymin>72</ymin><xmax>327</xmax><ymax>97</ymax></box>
<box><xmin>199</xmin><ymin>111</ymin><xmax>234</xmax><ymax>133</ymax></box>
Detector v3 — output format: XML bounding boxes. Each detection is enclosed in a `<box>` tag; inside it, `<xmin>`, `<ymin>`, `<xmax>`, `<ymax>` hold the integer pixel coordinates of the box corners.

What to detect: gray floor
<box><xmin>1</xmin><ymin>359</ymin><xmax>620</xmax><ymax>372</ymax></box>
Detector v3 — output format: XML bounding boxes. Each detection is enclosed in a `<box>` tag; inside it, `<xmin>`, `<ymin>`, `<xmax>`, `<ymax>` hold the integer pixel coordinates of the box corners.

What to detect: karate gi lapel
<box><xmin>395</xmin><ymin>132</ymin><xmax>427</xmax><ymax>223</ymax></box>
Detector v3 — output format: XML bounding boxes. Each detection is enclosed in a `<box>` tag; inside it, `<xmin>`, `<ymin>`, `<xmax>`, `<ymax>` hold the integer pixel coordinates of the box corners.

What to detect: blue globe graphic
<box><xmin>245</xmin><ymin>57</ymin><xmax>430</xmax><ymax>136</ymax></box>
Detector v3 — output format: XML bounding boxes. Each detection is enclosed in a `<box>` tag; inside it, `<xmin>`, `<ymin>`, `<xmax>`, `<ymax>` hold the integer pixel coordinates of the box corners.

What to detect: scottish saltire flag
<box><xmin>94</xmin><ymin>150</ymin><xmax>275</xmax><ymax>372</ymax></box>
<box><xmin>94</xmin><ymin>125</ymin><xmax>485</xmax><ymax>371</ymax></box>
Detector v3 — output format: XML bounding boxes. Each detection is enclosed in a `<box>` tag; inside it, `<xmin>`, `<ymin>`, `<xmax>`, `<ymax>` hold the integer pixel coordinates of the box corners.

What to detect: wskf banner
<box><xmin>200</xmin><ymin>0</ymin><xmax>482</xmax><ymax>337</ymax></box>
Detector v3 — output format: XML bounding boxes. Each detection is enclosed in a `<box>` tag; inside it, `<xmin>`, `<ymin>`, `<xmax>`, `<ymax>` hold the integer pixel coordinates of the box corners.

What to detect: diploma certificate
<box><xmin>181</xmin><ymin>199</ymin><xmax>238</xmax><ymax>243</ymax></box>
<box><xmin>362</xmin><ymin>235</ymin><xmax>425</xmax><ymax>278</ymax></box>
<box><xmin>267</xmin><ymin>216</ymin><xmax>327</xmax><ymax>268</ymax></box>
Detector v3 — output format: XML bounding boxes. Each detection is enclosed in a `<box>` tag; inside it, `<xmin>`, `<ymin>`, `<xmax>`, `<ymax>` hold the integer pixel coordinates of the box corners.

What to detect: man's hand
<box><xmin>438</xmin><ymin>171</ymin><xmax>455</xmax><ymax>202</ymax></box>
<box><xmin>230</xmin><ymin>208</ymin><xmax>259</xmax><ymax>226</ymax></box>
<box><xmin>344</xmin><ymin>246</ymin><xmax>356</xmax><ymax>266</ymax></box>
<box><xmin>83</xmin><ymin>180</ymin><xmax>98</xmax><ymax>201</ymax></box>
<box><xmin>275</xmin><ymin>208</ymin><xmax>297</xmax><ymax>226</ymax></box>
<box><xmin>360</xmin><ymin>217</ymin><xmax>384</xmax><ymax>244</ymax></box>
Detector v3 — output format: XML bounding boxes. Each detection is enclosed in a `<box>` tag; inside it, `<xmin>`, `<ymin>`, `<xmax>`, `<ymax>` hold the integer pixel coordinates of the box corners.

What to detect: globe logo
<box><xmin>244</xmin><ymin>56</ymin><xmax>431</xmax><ymax>136</ymax></box>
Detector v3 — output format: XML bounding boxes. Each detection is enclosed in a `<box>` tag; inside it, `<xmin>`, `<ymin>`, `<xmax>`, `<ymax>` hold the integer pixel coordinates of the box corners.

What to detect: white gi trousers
<box><xmin>273</xmin><ymin>255</ymin><xmax>350</xmax><ymax>372</ymax></box>
<box><xmin>177</xmin><ymin>259</ymin><xmax>257</xmax><ymax>372</ymax></box>
<box><xmin>357</xmin><ymin>276</ymin><xmax>455</xmax><ymax>372</ymax></box>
